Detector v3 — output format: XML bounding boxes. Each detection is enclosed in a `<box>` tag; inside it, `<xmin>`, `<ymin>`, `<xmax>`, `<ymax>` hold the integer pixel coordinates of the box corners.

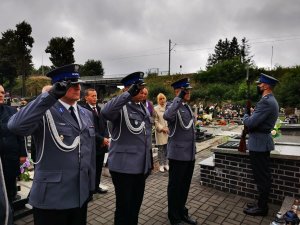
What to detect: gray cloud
<box><xmin>1</xmin><ymin>0</ymin><xmax>299</xmax><ymax>76</ymax></box>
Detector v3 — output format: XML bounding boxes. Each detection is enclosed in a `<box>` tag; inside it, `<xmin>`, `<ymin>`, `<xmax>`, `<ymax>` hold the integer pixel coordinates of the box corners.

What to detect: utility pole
<box><xmin>168</xmin><ymin>39</ymin><xmax>176</xmax><ymax>76</ymax></box>
<box><xmin>270</xmin><ymin>45</ymin><xmax>273</xmax><ymax>70</ymax></box>
<box><xmin>168</xmin><ymin>39</ymin><xmax>171</xmax><ymax>75</ymax></box>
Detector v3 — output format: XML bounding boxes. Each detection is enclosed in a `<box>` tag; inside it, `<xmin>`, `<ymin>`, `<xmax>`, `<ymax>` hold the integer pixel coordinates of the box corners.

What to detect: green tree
<box><xmin>196</xmin><ymin>58</ymin><xmax>247</xmax><ymax>84</ymax></box>
<box><xmin>80</xmin><ymin>59</ymin><xmax>104</xmax><ymax>77</ymax></box>
<box><xmin>0</xmin><ymin>30</ymin><xmax>17</xmax><ymax>86</ymax></box>
<box><xmin>45</xmin><ymin>37</ymin><xmax>75</xmax><ymax>67</ymax></box>
<box><xmin>14</xmin><ymin>21</ymin><xmax>34</xmax><ymax>76</ymax></box>
<box><xmin>240</xmin><ymin>37</ymin><xmax>253</xmax><ymax>65</ymax></box>
<box><xmin>276</xmin><ymin>66</ymin><xmax>300</xmax><ymax>108</ymax></box>
<box><xmin>206</xmin><ymin>37</ymin><xmax>253</xmax><ymax>69</ymax></box>
<box><xmin>0</xmin><ymin>21</ymin><xmax>34</xmax><ymax>90</ymax></box>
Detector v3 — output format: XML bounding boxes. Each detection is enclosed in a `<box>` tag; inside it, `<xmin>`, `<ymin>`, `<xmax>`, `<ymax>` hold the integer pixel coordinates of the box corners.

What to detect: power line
<box><xmin>101</xmin><ymin>35</ymin><xmax>300</xmax><ymax>62</ymax></box>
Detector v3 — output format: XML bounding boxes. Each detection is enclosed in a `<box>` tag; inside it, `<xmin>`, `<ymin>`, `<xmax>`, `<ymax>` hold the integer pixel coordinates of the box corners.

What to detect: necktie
<box><xmin>69</xmin><ymin>106</ymin><xmax>79</xmax><ymax>125</ymax></box>
<box><xmin>92</xmin><ymin>107</ymin><xmax>98</xmax><ymax>115</ymax></box>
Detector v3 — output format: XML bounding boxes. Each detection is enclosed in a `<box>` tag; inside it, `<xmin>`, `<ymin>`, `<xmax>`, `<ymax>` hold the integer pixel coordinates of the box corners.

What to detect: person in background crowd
<box><xmin>83</xmin><ymin>88</ymin><xmax>109</xmax><ymax>195</ymax></box>
<box><xmin>243</xmin><ymin>73</ymin><xmax>279</xmax><ymax>217</ymax></box>
<box><xmin>101</xmin><ymin>72</ymin><xmax>153</xmax><ymax>225</ymax></box>
<box><xmin>8</xmin><ymin>64</ymin><xmax>96</xmax><ymax>225</ymax></box>
<box><xmin>0</xmin><ymin>84</ymin><xmax>27</xmax><ymax>219</ymax></box>
<box><xmin>164</xmin><ymin>78</ymin><xmax>197</xmax><ymax>225</ymax></box>
<box><xmin>154</xmin><ymin>93</ymin><xmax>169</xmax><ymax>172</ymax></box>
<box><xmin>141</xmin><ymin>88</ymin><xmax>154</xmax><ymax>117</ymax></box>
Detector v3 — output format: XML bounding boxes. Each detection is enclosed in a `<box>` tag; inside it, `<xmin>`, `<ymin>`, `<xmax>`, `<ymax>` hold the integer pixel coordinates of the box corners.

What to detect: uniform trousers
<box><xmin>249</xmin><ymin>151</ymin><xmax>271</xmax><ymax>208</ymax></box>
<box><xmin>168</xmin><ymin>159</ymin><xmax>195</xmax><ymax>224</ymax></box>
<box><xmin>110</xmin><ymin>171</ymin><xmax>146</xmax><ymax>225</ymax></box>
<box><xmin>33</xmin><ymin>202</ymin><xmax>88</xmax><ymax>225</ymax></box>
<box><xmin>95</xmin><ymin>152</ymin><xmax>105</xmax><ymax>190</ymax></box>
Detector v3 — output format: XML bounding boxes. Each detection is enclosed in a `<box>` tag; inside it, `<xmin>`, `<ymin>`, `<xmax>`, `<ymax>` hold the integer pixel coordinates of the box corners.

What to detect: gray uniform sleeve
<box><xmin>8</xmin><ymin>92</ymin><xmax>57</xmax><ymax>136</ymax></box>
<box><xmin>101</xmin><ymin>91</ymin><xmax>132</xmax><ymax>121</ymax></box>
<box><xmin>243</xmin><ymin>98</ymin><xmax>270</xmax><ymax>130</ymax></box>
<box><xmin>163</xmin><ymin>97</ymin><xmax>183</xmax><ymax>122</ymax></box>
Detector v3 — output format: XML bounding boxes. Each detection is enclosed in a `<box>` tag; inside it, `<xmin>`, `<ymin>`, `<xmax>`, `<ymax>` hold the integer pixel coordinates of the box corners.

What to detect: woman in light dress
<box><xmin>154</xmin><ymin>93</ymin><xmax>169</xmax><ymax>172</ymax></box>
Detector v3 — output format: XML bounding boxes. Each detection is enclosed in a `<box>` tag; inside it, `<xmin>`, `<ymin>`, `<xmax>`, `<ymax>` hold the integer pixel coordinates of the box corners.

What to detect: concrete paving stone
<box><xmin>213</xmin><ymin>208</ymin><xmax>229</xmax><ymax>218</ymax></box>
<box><xmin>94</xmin><ymin>215</ymin><xmax>110</xmax><ymax>224</ymax></box>
<box><xmin>243</xmin><ymin>215</ymin><xmax>263</xmax><ymax>224</ymax></box>
<box><xmin>222</xmin><ymin>218</ymin><xmax>242</xmax><ymax>225</ymax></box>
<box><xmin>215</xmin><ymin>203</ymin><xmax>232</xmax><ymax>212</ymax></box>
<box><xmin>206</xmin><ymin>213</ymin><xmax>220</xmax><ymax>222</ymax></box>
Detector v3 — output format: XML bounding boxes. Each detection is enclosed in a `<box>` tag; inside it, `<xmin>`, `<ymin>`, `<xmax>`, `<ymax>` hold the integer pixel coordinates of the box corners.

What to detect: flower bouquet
<box><xmin>271</xmin><ymin>122</ymin><xmax>281</xmax><ymax>139</ymax></box>
<box><xmin>19</xmin><ymin>158</ymin><xmax>31</xmax><ymax>181</ymax></box>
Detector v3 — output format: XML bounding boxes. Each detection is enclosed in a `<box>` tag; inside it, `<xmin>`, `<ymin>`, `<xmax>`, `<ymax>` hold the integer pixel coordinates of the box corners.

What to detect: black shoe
<box><xmin>181</xmin><ymin>215</ymin><xmax>197</xmax><ymax>225</ymax></box>
<box><xmin>246</xmin><ymin>202</ymin><xmax>257</xmax><ymax>208</ymax></box>
<box><xmin>243</xmin><ymin>206</ymin><xmax>268</xmax><ymax>216</ymax></box>
<box><xmin>95</xmin><ymin>187</ymin><xmax>108</xmax><ymax>194</ymax></box>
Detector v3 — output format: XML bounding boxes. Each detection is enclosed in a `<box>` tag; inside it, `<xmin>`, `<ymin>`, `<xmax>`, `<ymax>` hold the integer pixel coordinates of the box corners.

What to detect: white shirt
<box><xmin>59</xmin><ymin>100</ymin><xmax>82</xmax><ymax>128</ymax></box>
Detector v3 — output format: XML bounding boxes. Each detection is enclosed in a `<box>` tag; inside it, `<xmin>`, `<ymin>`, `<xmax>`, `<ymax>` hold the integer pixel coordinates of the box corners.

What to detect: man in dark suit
<box><xmin>243</xmin><ymin>73</ymin><xmax>279</xmax><ymax>216</ymax></box>
<box><xmin>8</xmin><ymin>64</ymin><xmax>96</xmax><ymax>225</ymax></box>
<box><xmin>0</xmin><ymin>84</ymin><xmax>27</xmax><ymax>219</ymax></box>
<box><xmin>101</xmin><ymin>72</ymin><xmax>153</xmax><ymax>225</ymax></box>
<box><xmin>163</xmin><ymin>78</ymin><xmax>197</xmax><ymax>225</ymax></box>
<box><xmin>83</xmin><ymin>88</ymin><xmax>109</xmax><ymax>194</ymax></box>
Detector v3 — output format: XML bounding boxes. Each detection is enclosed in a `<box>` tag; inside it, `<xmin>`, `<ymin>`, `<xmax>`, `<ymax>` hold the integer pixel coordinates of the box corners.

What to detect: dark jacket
<box><xmin>0</xmin><ymin>105</ymin><xmax>27</xmax><ymax>176</ymax></box>
<box><xmin>82</xmin><ymin>103</ymin><xmax>109</xmax><ymax>155</ymax></box>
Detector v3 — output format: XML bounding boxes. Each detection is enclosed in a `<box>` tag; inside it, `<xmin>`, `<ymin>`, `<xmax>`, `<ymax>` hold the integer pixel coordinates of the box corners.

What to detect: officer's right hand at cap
<box><xmin>178</xmin><ymin>88</ymin><xmax>187</xmax><ymax>99</ymax></box>
<box><xmin>127</xmin><ymin>80</ymin><xmax>144</xmax><ymax>97</ymax></box>
<box><xmin>48</xmin><ymin>81</ymin><xmax>72</xmax><ymax>99</ymax></box>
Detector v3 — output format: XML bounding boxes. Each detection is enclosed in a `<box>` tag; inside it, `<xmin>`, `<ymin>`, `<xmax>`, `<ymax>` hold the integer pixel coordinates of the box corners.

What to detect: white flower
<box><xmin>271</xmin><ymin>130</ymin><xmax>277</xmax><ymax>136</ymax></box>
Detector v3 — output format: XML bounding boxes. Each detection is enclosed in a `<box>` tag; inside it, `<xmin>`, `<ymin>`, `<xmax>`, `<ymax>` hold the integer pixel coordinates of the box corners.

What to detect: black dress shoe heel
<box><xmin>181</xmin><ymin>215</ymin><xmax>197</xmax><ymax>225</ymax></box>
<box><xmin>246</xmin><ymin>202</ymin><xmax>257</xmax><ymax>208</ymax></box>
<box><xmin>243</xmin><ymin>206</ymin><xmax>268</xmax><ymax>216</ymax></box>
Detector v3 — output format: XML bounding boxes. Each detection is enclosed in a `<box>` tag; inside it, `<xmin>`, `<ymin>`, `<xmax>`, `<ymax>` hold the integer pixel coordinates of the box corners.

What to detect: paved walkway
<box><xmin>15</xmin><ymin>133</ymin><xmax>280</xmax><ymax>225</ymax></box>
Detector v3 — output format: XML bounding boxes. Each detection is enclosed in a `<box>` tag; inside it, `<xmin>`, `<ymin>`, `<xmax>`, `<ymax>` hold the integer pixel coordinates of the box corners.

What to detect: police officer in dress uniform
<box><xmin>164</xmin><ymin>78</ymin><xmax>197</xmax><ymax>225</ymax></box>
<box><xmin>8</xmin><ymin>64</ymin><xmax>96</xmax><ymax>225</ymax></box>
<box><xmin>243</xmin><ymin>73</ymin><xmax>279</xmax><ymax>216</ymax></box>
<box><xmin>101</xmin><ymin>72</ymin><xmax>153</xmax><ymax>225</ymax></box>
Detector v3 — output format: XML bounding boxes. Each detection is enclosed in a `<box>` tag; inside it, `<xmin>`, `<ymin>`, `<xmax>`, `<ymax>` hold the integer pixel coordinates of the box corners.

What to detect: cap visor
<box><xmin>70</xmin><ymin>79</ymin><xmax>85</xmax><ymax>84</ymax></box>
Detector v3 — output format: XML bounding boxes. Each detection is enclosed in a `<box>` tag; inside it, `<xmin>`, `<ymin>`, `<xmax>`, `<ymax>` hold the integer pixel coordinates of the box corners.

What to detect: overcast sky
<box><xmin>1</xmin><ymin>0</ymin><xmax>300</xmax><ymax>77</ymax></box>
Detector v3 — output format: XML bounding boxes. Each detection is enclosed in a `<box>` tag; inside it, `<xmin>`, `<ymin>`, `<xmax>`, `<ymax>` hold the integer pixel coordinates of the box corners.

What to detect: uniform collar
<box><xmin>59</xmin><ymin>100</ymin><xmax>78</xmax><ymax>112</ymax></box>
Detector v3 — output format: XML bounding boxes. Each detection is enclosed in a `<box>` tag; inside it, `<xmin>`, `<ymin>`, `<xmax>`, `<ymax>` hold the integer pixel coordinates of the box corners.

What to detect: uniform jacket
<box><xmin>8</xmin><ymin>92</ymin><xmax>96</xmax><ymax>209</ymax></box>
<box><xmin>154</xmin><ymin>104</ymin><xmax>168</xmax><ymax>145</ymax></box>
<box><xmin>243</xmin><ymin>93</ymin><xmax>279</xmax><ymax>152</ymax></box>
<box><xmin>82</xmin><ymin>104</ymin><xmax>109</xmax><ymax>155</ymax></box>
<box><xmin>163</xmin><ymin>97</ymin><xmax>196</xmax><ymax>161</ymax></box>
<box><xmin>0</xmin><ymin>105</ymin><xmax>27</xmax><ymax>178</ymax></box>
<box><xmin>101</xmin><ymin>92</ymin><xmax>153</xmax><ymax>175</ymax></box>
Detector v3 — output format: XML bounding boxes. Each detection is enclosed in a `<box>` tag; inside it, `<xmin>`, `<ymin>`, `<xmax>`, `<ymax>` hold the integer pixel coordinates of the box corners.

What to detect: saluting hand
<box><xmin>178</xmin><ymin>88</ymin><xmax>187</xmax><ymax>99</ymax></box>
<box><xmin>48</xmin><ymin>81</ymin><xmax>72</xmax><ymax>99</ymax></box>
